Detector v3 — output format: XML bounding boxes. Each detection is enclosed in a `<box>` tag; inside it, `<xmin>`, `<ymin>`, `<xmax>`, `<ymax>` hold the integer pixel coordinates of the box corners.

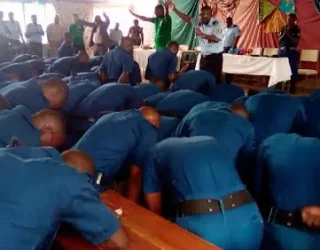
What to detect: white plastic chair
<box><xmin>263</xmin><ymin>48</ymin><xmax>279</xmax><ymax>57</ymax></box>
<box><xmin>298</xmin><ymin>50</ymin><xmax>319</xmax><ymax>85</ymax></box>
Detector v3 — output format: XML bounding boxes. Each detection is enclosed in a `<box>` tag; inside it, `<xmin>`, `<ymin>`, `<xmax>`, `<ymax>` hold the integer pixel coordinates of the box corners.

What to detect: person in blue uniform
<box><xmin>134</xmin><ymin>83</ymin><xmax>161</xmax><ymax>101</ymax></box>
<box><xmin>0</xmin><ymin>94</ymin><xmax>10</xmax><ymax>110</ymax></box>
<box><xmin>0</xmin><ymin>78</ymin><xmax>69</xmax><ymax>113</ymax></box>
<box><xmin>65</xmin><ymin>72</ymin><xmax>102</xmax><ymax>85</ymax></box>
<box><xmin>72</xmin><ymin>83</ymin><xmax>141</xmax><ymax>119</ymax></box>
<box><xmin>157</xmin><ymin>116</ymin><xmax>180</xmax><ymax>142</ymax></box>
<box><xmin>12</xmin><ymin>54</ymin><xmax>33</xmax><ymax>63</ymax></box>
<box><xmin>57</xmin><ymin>32</ymin><xmax>74</xmax><ymax>58</ymax></box>
<box><xmin>0</xmin><ymin>105</ymin><xmax>66</xmax><ymax>148</ymax></box>
<box><xmin>145</xmin><ymin>41</ymin><xmax>180</xmax><ymax>91</ymax></box>
<box><xmin>0</xmin><ymin>148</ymin><xmax>129</xmax><ymax>250</ymax></box>
<box><xmin>210</xmin><ymin>83</ymin><xmax>244</xmax><ymax>103</ymax></box>
<box><xmin>175</xmin><ymin>103</ymin><xmax>252</xmax><ymax>159</ymax></box>
<box><xmin>144</xmin><ymin>136</ymin><xmax>263</xmax><ymax>250</ymax></box>
<box><xmin>0</xmin><ymin>62</ymin><xmax>37</xmax><ymax>81</ymax></box>
<box><xmin>256</xmin><ymin>133</ymin><xmax>320</xmax><ymax>250</ymax></box>
<box><xmin>143</xmin><ymin>92</ymin><xmax>170</xmax><ymax>107</ymax></box>
<box><xmin>244</xmin><ymin>92</ymin><xmax>306</xmax><ymax>143</ymax></box>
<box><xmin>63</xmin><ymin>81</ymin><xmax>98</xmax><ymax>113</ymax></box>
<box><xmin>99</xmin><ymin>37</ymin><xmax>134</xmax><ymax>83</ymax></box>
<box><xmin>73</xmin><ymin>107</ymin><xmax>160</xmax><ymax>202</ymax></box>
<box><xmin>47</xmin><ymin>51</ymin><xmax>90</xmax><ymax>77</ymax></box>
<box><xmin>130</xmin><ymin>60</ymin><xmax>142</xmax><ymax>86</ymax></box>
<box><xmin>171</xmin><ymin>70</ymin><xmax>216</xmax><ymax>96</ymax></box>
<box><xmin>156</xmin><ymin>90</ymin><xmax>209</xmax><ymax>118</ymax></box>
<box><xmin>279</xmin><ymin>13</ymin><xmax>300</xmax><ymax>94</ymax></box>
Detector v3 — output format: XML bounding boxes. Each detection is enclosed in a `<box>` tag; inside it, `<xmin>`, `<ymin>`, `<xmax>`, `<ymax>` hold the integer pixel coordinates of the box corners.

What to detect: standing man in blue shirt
<box><xmin>99</xmin><ymin>37</ymin><xmax>134</xmax><ymax>83</ymax></box>
<box><xmin>73</xmin><ymin>107</ymin><xmax>160</xmax><ymax>202</ymax></box>
<box><xmin>169</xmin><ymin>2</ymin><xmax>224</xmax><ymax>83</ymax></box>
<box><xmin>0</xmin><ymin>148</ymin><xmax>129</xmax><ymax>250</ymax></box>
<box><xmin>0</xmin><ymin>106</ymin><xmax>66</xmax><ymax>148</ymax></box>
<box><xmin>0</xmin><ymin>78</ymin><xmax>69</xmax><ymax>113</ymax></box>
<box><xmin>256</xmin><ymin>134</ymin><xmax>320</xmax><ymax>250</ymax></box>
<box><xmin>279</xmin><ymin>13</ymin><xmax>300</xmax><ymax>94</ymax></box>
<box><xmin>223</xmin><ymin>16</ymin><xmax>241</xmax><ymax>84</ymax></box>
<box><xmin>145</xmin><ymin>41</ymin><xmax>188</xmax><ymax>91</ymax></box>
<box><xmin>144</xmin><ymin>136</ymin><xmax>263</xmax><ymax>250</ymax></box>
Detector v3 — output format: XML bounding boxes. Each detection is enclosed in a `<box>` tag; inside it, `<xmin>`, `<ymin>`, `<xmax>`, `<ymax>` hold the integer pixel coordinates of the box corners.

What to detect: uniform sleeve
<box><xmin>131</xmin><ymin>127</ymin><xmax>157</xmax><ymax>169</ymax></box>
<box><xmin>254</xmin><ymin>144</ymin><xmax>267</xmax><ymax>199</ymax></box>
<box><xmin>121</xmin><ymin>54</ymin><xmax>134</xmax><ymax>73</ymax></box>
<box><xmin>151</xmin><ymin>17</ymin><xmax>157</xmax><ymax>24</ymax></box>
<box><xmin>99</xmin><ymin>54</ymin><xmax>109</xmax><ymax>72</ymax></box>
<box><xmin>143</xmin><ymin>149</ymin><xmax>162</xmax><ymax>193</ymax></box>
<box><xmin>168</xmin><ymin>56</ymin><xmax>177</xmax><ymax>74</ymax></box>
<box><xmin>294</xmin><ymin>102</ymin><xmax>307</xmax><ymax>134</ymax></box>
<box><xmin>62</xmin><ymin>181</ymin><xmax>121</xmax><ymax>246</ymax></box>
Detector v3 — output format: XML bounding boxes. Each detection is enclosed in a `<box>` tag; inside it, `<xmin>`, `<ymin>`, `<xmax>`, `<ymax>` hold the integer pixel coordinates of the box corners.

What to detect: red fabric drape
<box><xmin>203</xmin><ymin>0</ymin><xmax>320</xmax><ymax>49</ymax></box>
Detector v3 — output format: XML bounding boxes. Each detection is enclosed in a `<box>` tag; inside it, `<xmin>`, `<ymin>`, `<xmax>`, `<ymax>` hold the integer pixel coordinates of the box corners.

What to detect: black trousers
<box><xmin>224</xmin><ymin>47</ymin><xmax>232</xmax><ymax>84</ymax></box>
<box><xmin>29</xmin><ymin>42</ymin><xmax>43</xmax><ymax>58</ymax></box>
<box><xmin>200</xmin><ymin>52</ymin><xmax>223</xmax><ymax>83</ymax></box>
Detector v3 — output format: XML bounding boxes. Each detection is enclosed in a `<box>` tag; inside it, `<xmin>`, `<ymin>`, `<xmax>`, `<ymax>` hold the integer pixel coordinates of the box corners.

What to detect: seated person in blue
<box><xmin>157</xmin><ymin>116</ymin><xmax>180</xmax><ymax>142</ymax></box>
<box><xmin>0</xmin><ymin>94</ymin><xmax>10</xmax><ymax>110</ymax></box>
<box><xmin>0</xmin><ymin>106</ymin><xmax>66</xmax><ymax>148</ymax></box>
<box><xmin>171</xmin><ymin>70</ymin><xmax>216</xmax><ymax>96</ymax></box>
<box><xmin>98</xmin><ymin>37</ymin><xmax>134</xmax><ymax>84</ymax></box>
<box><xmin>47</xmin><ymin>51</ymin><xmax>90</xmax><ymax>77</ymax></box>
<box><xmin>73</xmin><ymin>83</ymin><xmax>141</xmax><ymax>119</ymax></box>
<box><xmin>38</xmin><ymin>73</ymin><xmax>65</xmax><ymax>81</ymax></box>
<box><xmin>210</xmin><ymin>83</ymin><xmax>244</xmax><ymax>103</ymax></box>
<box><xmin>0</xmin><ymin>78</ymin><xmax>69</xmax><ymax>113</ymax></box>
<box><xmin>0</xmin><ymin>62</ymin><xmax>38</xmax><ymax>81</ymax></box>
<box><xmin>143</xmin><ymin>92</ymin><xmax>170</xmax><ymax>107</ymax></box>
<box><xmin>155</xmin><ymin>90</ymin><xmax>209</xmax><ymax>118</ymax></box>
<box><xmin>175</xmin><ymin>103</ymin><xmax>253</xmax><ymax>160</ymax></box>
<box><xmin>130</xmin><ymin>60</ymin><xmax>142</xmax><ymax>86</ymax></box>
<box><xmin>144</xmin><ymin>136</ymin><xmax>263</xmax><ymax>250</ymax></box>
<box><xmin>73</xmin><ymin>107</ymin><xmax>160</xmax><ymax>202</ymax></box>
<box><xmin>64</xmin><ymin>72</ymin><xmax>102</xmax><ymax>85</ymax></box>
<box><xmin>57</xmin><ymin>32</ymin><xmax>74</xmax><ymax>58</ymax></box>
<box><xmin>134</xmin><ymin>83</ymin><xmax>161</xmax><ymax>100</ymax></box>
<box><xmin>245</xmin><ymin>93</ymin><xmax>306</xmax><ymax>143</ymax></box>
<box><xmin>256</xmin><ymin>134</ymin><xmax>320</xmax><ymax>250</ymax></box>
<box><xmin>26</xmin><ymin>59</ymin><xmax>46</xmax><ymax>76</ymax></box>
<box><xmin>12</xmin><ymin>54</ymin><xmax>33</xmax><ymax>63</ymax></box>
<box><xmin>0</xmin><ymin>148</ymin><xmax>128</xmax><ymax>250</ymax></box>
<box><xmin>145</xmin><ymin>41</ymin><xmax>188</xmax><ymax>91</ymax></box>
<box><xmin>64</xmin><ymin>81</ymin><xmax>98</xmax><ymax>113</ymax></box>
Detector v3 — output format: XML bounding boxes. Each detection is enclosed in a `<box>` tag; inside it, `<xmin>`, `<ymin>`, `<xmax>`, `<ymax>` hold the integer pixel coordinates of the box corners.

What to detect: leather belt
<box><xmin>176</xmin><ymin>189</ymin><xmax>253</xmax><ymax>217</ymax></box>
<box><xmin>263</xmin><ymin>206</ymin><xmax>318</xmax><ymax>232</ymax></box>
<box><xmin>281</xmin><ymin>46</ymin><xmax>297</xmax><ymax>51</ymax></box>
<box><xmin>201</xmin><ymin>52</ymin><xmax>223</xmax><ymax>58</ymax></box>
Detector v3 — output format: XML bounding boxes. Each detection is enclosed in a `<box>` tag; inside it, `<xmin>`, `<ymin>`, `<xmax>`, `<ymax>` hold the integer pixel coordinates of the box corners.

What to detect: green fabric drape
<box><xmin>160</xmin><ymin>0</ymin><xmax>199</xmax><ymax>49</ymax></box>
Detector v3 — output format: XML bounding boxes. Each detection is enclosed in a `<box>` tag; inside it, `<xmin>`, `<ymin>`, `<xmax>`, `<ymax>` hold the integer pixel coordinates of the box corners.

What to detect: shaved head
<box><xmin>40</xmin><ymin>78</ymin><xmax>69</xmax><ymax>110</ymax></box>
<box><xmin>32</xmin><ymin>110</ymin><xmax>66</xmax><ymax>148</ymax></box>
<box><xmin>61</xmin><ymin>150</ymin><xmax>95</xmax><ymax>176</ymax></box>
<box><xmin>140</xmin><ymin>106</ymin><xmax>160</xmax><ymax>129</ymax></box>
<box><xmin>120</xmin><ymin>37</ymin><xmax>133</xmax><ymax>53</ymax></box>
<box><xmin>230</xmin><ymin>103</ymin><xmax>249</xmax><ymax>119</ymax></box>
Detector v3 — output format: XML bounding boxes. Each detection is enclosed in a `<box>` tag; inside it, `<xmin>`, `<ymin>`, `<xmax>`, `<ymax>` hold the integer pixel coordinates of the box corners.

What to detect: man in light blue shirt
<box><xmin>25</xmin><ymin>15</ymin><xmax>44</xmax><ymax>57</ymax></box>
<box><xmin>169</xmin><ymin>2</ymin><xmax>224</xmax><ymax>82</ymax></box>
<box><xmin>223</xmin><ymin>17</ymin><xmax>241</xmax><ymax>52</ymax></box>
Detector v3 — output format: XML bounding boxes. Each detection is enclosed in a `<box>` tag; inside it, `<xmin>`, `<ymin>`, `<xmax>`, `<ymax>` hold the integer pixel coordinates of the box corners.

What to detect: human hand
<box><xmin>195</xmin><ymin>27</ymin><xmax>204</xmax><ymax>37</ymax></box>
<box><xmin>301</xmin><ymin>206</ymin><xmax>320</xmax><ymax>229</ymax></box>
<box><xmin>129</xmin><ymin>5</ymin><xmax>135</xmax><ymax>15</ymax></box>
<box><xmin>166</xmin><ymin>0</ymin><xmax>176</xmax><ymax>11</ymax></box>
<box><xmin>180</xmin><ymin>63</ymin><xmax>190</xmax><ymax>73</ymax></box>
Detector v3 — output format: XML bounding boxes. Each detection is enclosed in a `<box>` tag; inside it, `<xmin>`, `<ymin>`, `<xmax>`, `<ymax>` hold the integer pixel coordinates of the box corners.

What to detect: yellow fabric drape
<box><xmin>265</xmin><ymin>8</ymin><xmax>286</xmax><ymax>33</ymax></box>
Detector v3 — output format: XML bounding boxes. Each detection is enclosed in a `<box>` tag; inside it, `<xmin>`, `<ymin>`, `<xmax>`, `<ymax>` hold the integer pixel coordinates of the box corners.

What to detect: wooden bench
<box><xmin>57</xmin><ymin>190</ymin><xmax>221</xmax><ymax>250</ymax></box>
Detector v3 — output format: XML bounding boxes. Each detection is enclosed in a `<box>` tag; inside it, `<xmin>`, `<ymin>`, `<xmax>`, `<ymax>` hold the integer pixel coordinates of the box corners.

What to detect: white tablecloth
<box><xmin>195</xmin><ymin>53</ymin><xmax>292</xmax><ymax>87</ymax></box>
<box><xmin>134</xmin><ymin>48</ymin><xmax>182</xmax><ymax>72</ymax></box>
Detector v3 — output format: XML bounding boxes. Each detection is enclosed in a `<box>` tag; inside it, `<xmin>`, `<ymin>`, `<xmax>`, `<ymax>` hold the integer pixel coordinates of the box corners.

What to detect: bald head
<box><xmin>40</xmin><ymin>78</ymin><xmax>69</xmax><ymax>110</ymax></box>
<box><xmin>140</xmin><ymin>106</ymin><xmax>160</xmax><ymax>129</ymax></box>
<box><xmin>61</xmin><ymin>150</ymin><xmax>95</xmax><ymax>176</ymax></box>
<box><xmin>230</xmin><ymin>103</ymin><xmax>249</xmax><ymax>119</ymax></box>
<box><xmin>32</xmin><ymin>110</ymin><xmax>66</xmax><ymax>148</ymax></box>
<box><xmin>120</xmin><ymin>37</ymin><xmax>133</xmax><ymax>53</ymax></box>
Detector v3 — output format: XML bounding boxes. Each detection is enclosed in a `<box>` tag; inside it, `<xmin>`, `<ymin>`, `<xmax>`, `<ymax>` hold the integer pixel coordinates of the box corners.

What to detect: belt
<box><xmin>176</xmin><ymin>189</ymin><xmax>253</xmax><ymax>217</ymax></box>
<box><xmin>263</xmin><ymin>206</ymin><xmax>318</xmax><ymax>232</ymax></box>
<box><xmin>281</xmin><ymin>47</ymin><xmax>297</xmax><ymax>51</ymax></box>
<box><xmin>201</xmin><ymin>52</ymin><xmax>223</xmax><ymax>57</ymax></box>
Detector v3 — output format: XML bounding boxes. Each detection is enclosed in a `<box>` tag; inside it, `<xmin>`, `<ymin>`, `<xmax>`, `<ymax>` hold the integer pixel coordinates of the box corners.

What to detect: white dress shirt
<box><xmin>25</xmin><ymin>23</ymin><xmax>44</xmax><ymax>43</ymax></box>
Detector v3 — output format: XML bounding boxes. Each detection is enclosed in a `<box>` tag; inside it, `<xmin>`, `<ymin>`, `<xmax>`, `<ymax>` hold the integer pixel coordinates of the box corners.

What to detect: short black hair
<box><xmin>201</xmin><ymin>5</ymin><xmax>212</xmax><ymax>12</ymax></box>
<box><xmin>167</xmin><ymin>41</ymin><xmax>179</xmax><ymax>49</ymax></box>
<box><xmin>288</xmin><ymin>13</ymin><xmax>297</xmax><ymax>19</ymax></box>
<box><xmin>155</xmin><ymin>4</ymin><xmax>164</xmax><ymax>11</ymax></box>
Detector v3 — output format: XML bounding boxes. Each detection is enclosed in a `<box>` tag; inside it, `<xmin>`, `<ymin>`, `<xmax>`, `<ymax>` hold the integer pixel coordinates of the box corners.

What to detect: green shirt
<box><xmin>68</xmin><ymin>23</ymin><xmax>84</xmax><ymax>46</ymax></box>
<box><xmin>152</xmin><ymin>16</ymin><xmax>172</xmax><ymax>50</ymax></box>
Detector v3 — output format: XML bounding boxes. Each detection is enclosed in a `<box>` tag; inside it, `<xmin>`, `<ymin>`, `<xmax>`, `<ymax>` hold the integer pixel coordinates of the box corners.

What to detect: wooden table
<box><xmin>57</xmin><ymin>191</ymin><xmax>220</xmax><ymax>250</ymax></box>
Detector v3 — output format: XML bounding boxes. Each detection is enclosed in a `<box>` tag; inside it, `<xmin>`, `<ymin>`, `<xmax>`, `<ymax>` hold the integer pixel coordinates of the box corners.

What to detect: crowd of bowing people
<box><xmin>0</xmin><ymin>34</ymin><xmax>320</xmax><ymax>250</ymax></box>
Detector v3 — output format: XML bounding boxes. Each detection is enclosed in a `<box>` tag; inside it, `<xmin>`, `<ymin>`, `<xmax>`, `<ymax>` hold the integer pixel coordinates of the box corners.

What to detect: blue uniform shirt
<box><xmin>176</xmin><ymin>107</ymin><xmax>254</xmax><ymax>158</ymax></box>
<box><xmin>145</xmin><ymin>48</ymin><xmax>177</xmax><ymax>82</ymax></box>
<box><xmin>12</xmin><ymin>54</ymin><xmax>32</xmax><ymax>63</ymax></box>
<box><xmin>143</xmin><ymin>92</ymin><xmax>170</xmax><ymax>107</ymax></box>
<box><xmin>156</xmin><ymin>90</ymin><xmax>209</xmax><ymax>118</ymax></box>
<box><xmin>171</xmin><ymin>70</ymin><xmax>216</xmax><ymax>95</ymax></box>
<box><xmin>38</xmin><ymin>73</ymin><xmax>65</xmax><ymax>81</ymax></box>
<box><xmin>223</xmin><ymin>25</ymin><xmax>241</xmax><ymax>48</ymax></box>
<box><xmin>73</xmin><ymin>83</ymin><xmax>141</xmax><ymax>117</ymax></box>
<box><xmin>0</xmin><ymin>62</ymin><xmax>34</xmax><ymax>80</ymax></box>
<box><xmin>256</xmin><ymin>133</ymin><xmax>320</xmax><ymax>211</ymax></box>
<box><xmin>88</xmin><ymin>56</ymin><xmax>103</xmax><ymax>69</ymax></box>
<box><xmin>0</xmin><ymin>105</ymin><xmax>40</xmax><ymax>147</ymax></box>
<box><xmin>210</xmin><ymin>83</ymin><xmax>244</xmax><ymax>103</ymax></box>
<box><xmin>0</xmin><ymin>150</ymin><xmax>120</xmax><ymax>249</ymax></box>
<box><xmin>245</xmin><ymin>93</ymin><xmax>306</xmax><ymax>143</ymax></box>
<box><xmin>0</xmin><ymin>146</ymin><xmax>62</xmax><ymax>161</ymax></box>
<box><xmin>134</xmin><ymin>83</ymin><xmax>161</xmax><ymax>100</ymax></box>
<box><xmin>130</xmin><ymin>61</ymin><xmax>142</xmax><ymax>86</ymax></box>
<box><xmin>47</xmin><ymin>56</ymin><xmax>90</xmax><ymax>77</ymax></box>
<box><xmin>57</xmin><ymin>42</ymin><xmax>74</xmax><ymax>58</ymax></box>
<box><xmin>64</xmin><ymin>81</ymin><xmax>98</xmax><ymax>113</ymax></box>
<box><xmin>157</xmin><ymin>116</ymin><xmax>179</xmax><ymax>142</ymax></box>
<box><xmin>73</xmin><ymin>110</ymin><xmax>158</xmax><ymax>179</ymax></box>
<box><xmin>100</xmin><ymin>46</ymin><xmax>133</xmax><ymax>82</ymax></box>
<box><xmin>0</xmin><ymin>79</ymin><xmax>49</xmax><ymax>114</ymax></box>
